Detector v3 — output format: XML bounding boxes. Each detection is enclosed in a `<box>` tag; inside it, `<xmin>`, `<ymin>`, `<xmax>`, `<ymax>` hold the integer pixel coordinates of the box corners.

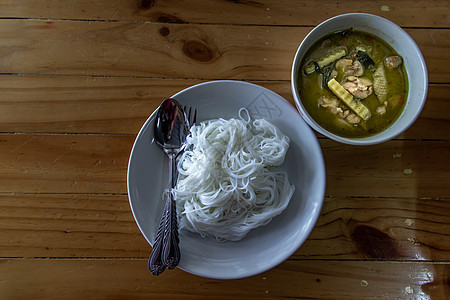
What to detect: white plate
<box><xmin>127</xmin><ymin>80</ymin><xmax>325</xmax><ymax>279</ymax></box>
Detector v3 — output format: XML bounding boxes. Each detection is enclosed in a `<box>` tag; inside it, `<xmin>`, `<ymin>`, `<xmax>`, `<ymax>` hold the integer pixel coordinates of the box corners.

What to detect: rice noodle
<box><xmin>173</xmin><ymin>109</ymin><xmax>295</xmax><ymax>242</ymax></box>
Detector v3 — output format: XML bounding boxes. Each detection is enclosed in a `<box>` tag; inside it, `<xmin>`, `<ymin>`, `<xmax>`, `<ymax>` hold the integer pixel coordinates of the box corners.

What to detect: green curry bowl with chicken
<box><xmin>297</xmin><ymin>28</ymin><xmax>408</xmax><ymax>138</ymax></box>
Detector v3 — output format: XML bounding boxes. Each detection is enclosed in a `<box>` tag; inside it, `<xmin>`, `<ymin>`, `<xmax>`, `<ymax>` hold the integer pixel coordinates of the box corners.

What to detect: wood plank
<box><xmin>0</xmin><ymin>134</ymin><xmax>133</xmax><ymax>194</ymax></box>
<box><xmin>0</xmin><ymin>20</ymin><xmax>448</xmax><ymax>82</ymax></box>
<box><xmin>321</xmin><ymin>140</ymin><xmax>450</xmax><ymax>198</ymax></box>
<box><xmin>0</xmin><ymin>75</ymin><xmax>189</xmax><ymax>134</ymax></box>
<box><xmin>0</xmin><ymin>259</ymin><xmax>448</xmax><ymax>299</ymax></box>
<box><xmin>1</xmin><ymin>135</ymin><xmax>449</xmax><ymax>197</ymax></box>
<box><xmin>0</xmin><ymin>194</ymin><xmax>149</xmax><ymax>258</ymax></box>
<box><xmin>1</xmin><ymin>194</ymin><xmax>448</xmax><ymax>260</ymax></box>
<box><xmin>0</xmin><ymin>75</ymin><xmax>448</xmax><ymax>138</ymax></box>
<box><xmin>0</xmin><ymin>19</ymin><xmax>304</xmax><ymax>80</ymax></box>
<box><xmin>296</xmin><ymin>197</ymin><xmax>450</xmax><ymax>261</ymax></box>
<box><xmin>1</xmin><ymin>0</ymin><xmax>449</xmax><ymax>28</ymax></box>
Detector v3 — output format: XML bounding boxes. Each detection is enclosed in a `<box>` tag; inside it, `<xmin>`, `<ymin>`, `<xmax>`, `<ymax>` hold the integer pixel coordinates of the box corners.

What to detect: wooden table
<box><xmin>1</xmin><ymin>1</ymin><xmax>449</xmax><ymax>298</ymax></box>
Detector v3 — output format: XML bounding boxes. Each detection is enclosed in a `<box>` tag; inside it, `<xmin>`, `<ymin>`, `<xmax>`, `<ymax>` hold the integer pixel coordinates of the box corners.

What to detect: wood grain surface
<box><xmin>0</xmin><ymin>76</ymin><xmax>449</xmax><ymax>136</ymax></box>
<box><xmin>0</xmin><ymin>20</ymin><xmax>448</xmax><ymax>82</ymax></box>
<box><xmin>0</xmin><ymin>0</ymin><xmax>449</xmax><ymax>298</ymax></box>
<box><xmin>1</xmin><ymin>193</ymin><xmax>448</xmax><ymax>260</ymax></box>
<box><xmin>1</xmin><ymin>135</ymin><xmax>449</xmax><ymax>197</ymax></box>
<box><xmin>1</xmin><ymin>259</ymin><xmax>449</xmax><ymax>299</ymax></box>
<box><xmin>1</xmin><ymin>0</ymin><xmax>449</xmax><ymax>27</ymax></box>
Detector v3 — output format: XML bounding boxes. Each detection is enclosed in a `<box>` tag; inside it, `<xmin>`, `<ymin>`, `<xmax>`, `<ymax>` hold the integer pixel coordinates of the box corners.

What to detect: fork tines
<box><xmin>192</xmin><ymin>108</ymin><xmax>197</xmax><ymax>125</ymax></box>
<box><xmin>184</xmin><ymin>106</ymin><xmax>197</xmax><ymax>127</ymax></box>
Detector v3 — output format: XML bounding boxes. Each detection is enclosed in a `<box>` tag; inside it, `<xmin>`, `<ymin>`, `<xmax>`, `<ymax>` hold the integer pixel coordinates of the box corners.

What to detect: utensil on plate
<box><xmin>148</xmin><ymin>98</ymin><xmax>189</xmax><ymax>275</ymax></box>
<box><xmin>148</xmin><ymin>98</ymin><xmax>193</xmax><ymax>275</ymax></box>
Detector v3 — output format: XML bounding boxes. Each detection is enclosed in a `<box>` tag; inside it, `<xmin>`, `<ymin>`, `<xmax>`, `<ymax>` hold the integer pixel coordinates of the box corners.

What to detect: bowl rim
<box><xmin>291</xmin><ymin>13</ymin><xmax>428</xmax><ymax>145</ymax></box>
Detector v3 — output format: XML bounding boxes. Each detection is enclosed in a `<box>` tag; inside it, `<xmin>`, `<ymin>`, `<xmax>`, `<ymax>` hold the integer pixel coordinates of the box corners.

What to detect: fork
<box><xmin>148</xmin><ymin>105</ymin><xmax>197</xmax><ymax>275</ymax></box>
<box><xmin>184</xmin><ymin>106</ymin><xmax>197</xmax><ymax>128</ymax></box>
<box><xmin>160</xmin><ymin>106</ymin><xmax>196</xmax><ymax>266</ymax></box>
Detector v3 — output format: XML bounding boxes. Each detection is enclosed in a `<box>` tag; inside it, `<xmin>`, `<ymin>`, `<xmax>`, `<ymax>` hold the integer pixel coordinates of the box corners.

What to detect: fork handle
<box><xmin>161</xmin><ymin>154</ymin><xmax>181</xmax><ymax>268</ymax></box>
<box><xmin>149</xmin><ymin>149</ymin><xmax>181</xmax><ymax>275</ymax></box>
<box><xmin>161</xmin><ymin>192</ymin><xmax>180</xmax><ymax>269</ymax></box>
<box><xmin>148</xmin><ymin>186</ymin><xmax>180</xmax><ymax>273</ymax></box>
<box><xmin>148</xmin><ymin>201</ymin><xmax>168</xmax><ymax>275</ymax></box>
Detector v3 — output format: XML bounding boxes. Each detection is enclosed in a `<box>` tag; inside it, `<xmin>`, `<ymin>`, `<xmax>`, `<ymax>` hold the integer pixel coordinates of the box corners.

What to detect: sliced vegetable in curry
<box><xmin>298</xmin><ymin>29</ymin><xmax>408</xmax><ymax>138</ymax></box>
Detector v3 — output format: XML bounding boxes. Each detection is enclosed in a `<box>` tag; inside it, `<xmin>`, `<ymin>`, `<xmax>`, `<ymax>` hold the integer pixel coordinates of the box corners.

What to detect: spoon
<box><xmin>148</xmin><ymin>98</ymin><xmax>189</xmax><ymax>275</ymax></box>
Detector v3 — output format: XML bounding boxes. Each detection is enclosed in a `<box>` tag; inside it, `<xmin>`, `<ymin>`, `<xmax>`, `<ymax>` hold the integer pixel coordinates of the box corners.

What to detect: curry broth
<box><xmin>298</xmin><ymin>30</ymin><xmax>408</xmax><ymax>138</ymax></box>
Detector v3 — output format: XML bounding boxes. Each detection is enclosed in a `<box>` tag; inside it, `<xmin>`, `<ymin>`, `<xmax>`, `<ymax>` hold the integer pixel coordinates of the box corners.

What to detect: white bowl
<box><xmin>127</xmin><ymin>80</ymin><xmax>325</xmax><ymax>279</ymax></box>
<box><xmin>291</xmin><ymin>13</ymin><xmax>428</xmax><ymax>145</ymax></box>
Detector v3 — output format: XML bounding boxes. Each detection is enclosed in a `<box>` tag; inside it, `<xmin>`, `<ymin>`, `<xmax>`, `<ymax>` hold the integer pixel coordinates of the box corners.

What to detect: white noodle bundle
<box><xmin>173</xmin><ymin>109</ymin><xmax>295</xmax><ymax>241</ymax></box>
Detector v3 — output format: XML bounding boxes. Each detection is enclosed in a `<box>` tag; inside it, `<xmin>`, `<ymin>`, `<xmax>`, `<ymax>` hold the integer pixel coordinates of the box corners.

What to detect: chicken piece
<box><xmin>384</xmin><ymin>56</ymin><xmax>403</xmax><ymax>69</ymax></box>
<box><xmin>319</xmin><ymin>96</ymin><xmax>340</xmax><ymax>109</ymax></box>
<box><xmin>335</xmin><ymin>58</ymin><xmax>364</xmax><ymax>76</ymax></box>
<box><xmin>342</xmin><ymin>76</ymin><xmax>373</xmax><ymax>99</ymax></box>
<box><xmin>348</xmin><ymin>60</ymin><xmax>364</xmax><ymax>76</ymax></box>
<box><xmin>318</xmin><ymin>96</ymin><xmax>349</xmax><ymax>118</ymax></box>
<box><xmin>338</xmin><ymin>109</ymin><xmax>350</xmax><ymax>119</ymax></box>
<box><xmin>330</xmin><ymin>107</ymin><xmax>351</xmax><ymax>119</ymax></box>
<box><xmin>335</xmin><ymin>59</ymin><xmax>352</xmax><ymax>71</ymax></box>
<box><xmin>346</xmin><ymin>113</ymin><xmax>361</xmax><ymax>124</ymax></box>
<box><xmin>330</xmin><ymin>106</ymin><xmax>343</xmax><ymax>115</ymax></box>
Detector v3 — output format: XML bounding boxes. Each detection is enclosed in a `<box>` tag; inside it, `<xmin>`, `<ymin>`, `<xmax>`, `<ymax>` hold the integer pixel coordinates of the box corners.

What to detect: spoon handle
<box><xmin>148</xmin><ymin>201</ymin><xmax>168</xmax><ymax>275</ymax></box>
<box><xmin>161</xmin><ymin>191</ymin><xmax>181</xmax><ymax>269</ymax></box>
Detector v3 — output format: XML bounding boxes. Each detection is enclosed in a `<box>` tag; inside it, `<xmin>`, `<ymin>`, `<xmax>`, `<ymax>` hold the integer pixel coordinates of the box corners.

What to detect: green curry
<box><xmin>298</xmin><ymin>29</ymin><xmax>408</xmax><ymax>138</ymax></box>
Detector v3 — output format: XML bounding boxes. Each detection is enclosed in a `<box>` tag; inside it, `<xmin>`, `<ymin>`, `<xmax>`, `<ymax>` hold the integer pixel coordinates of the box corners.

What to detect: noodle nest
<box><xmin>173</xmin><ymin>109</ymin><xmax>295</xmax><ymax>241</ymax></box>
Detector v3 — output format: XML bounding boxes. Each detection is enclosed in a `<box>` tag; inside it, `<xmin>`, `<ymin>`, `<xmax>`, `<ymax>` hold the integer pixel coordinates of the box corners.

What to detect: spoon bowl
<box><xmin>154</xmin><ymin>99</ymin><xmax>190</xmax><ymax>153</ymax></box>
